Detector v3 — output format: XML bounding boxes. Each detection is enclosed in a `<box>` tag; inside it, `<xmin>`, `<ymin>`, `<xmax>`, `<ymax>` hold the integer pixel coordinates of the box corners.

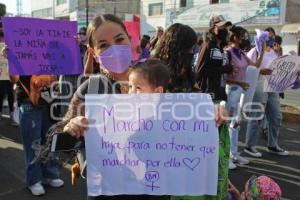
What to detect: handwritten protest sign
<box><xmin>85</xmin><ymin>93</ymin><xmax>219</xmax><ymax>196</ymax></box>
<box><xmin>2</xmin><ymin>17</ymin><xmax>83</xmax><ymax>75</ymax></box>
<box><xmin>0</xmin><ymin>43</ymin><xmax>9</xmax><ymax>80</ymax></box>
<box><xmin>265</xmin><ymin>55</ymin><xmax>300</xmax><ymax>92</ymax></box>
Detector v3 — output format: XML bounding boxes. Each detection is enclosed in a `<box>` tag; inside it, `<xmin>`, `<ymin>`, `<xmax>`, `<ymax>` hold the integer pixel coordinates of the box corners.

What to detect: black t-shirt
<box><xmin>17</xmin><ymin>76</ymin><xmax>31</xmax><ymax>106</ymax></box>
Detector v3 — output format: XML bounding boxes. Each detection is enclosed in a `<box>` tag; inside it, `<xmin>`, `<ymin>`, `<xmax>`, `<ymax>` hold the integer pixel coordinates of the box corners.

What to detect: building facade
<box><xmin>31</xmin><ymin>0</ymin><xmax>140</xmax><ymax>29</ymax></box>
<box><xmin>141</xmin><ymin>0</ymin><xmax>300</xmax><ymax>107</ymax></box>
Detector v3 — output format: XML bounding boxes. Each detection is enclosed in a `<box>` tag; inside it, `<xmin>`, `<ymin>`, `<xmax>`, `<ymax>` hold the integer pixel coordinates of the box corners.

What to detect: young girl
<box><xmin>128</xmin><ymin>59</ymin><xmax>170</xmax><ymax>94</ymax></box>
<box><xmin>228</xmin><ymin>176</ymin><xmax>281</xmax><ymax>200</ymax></box>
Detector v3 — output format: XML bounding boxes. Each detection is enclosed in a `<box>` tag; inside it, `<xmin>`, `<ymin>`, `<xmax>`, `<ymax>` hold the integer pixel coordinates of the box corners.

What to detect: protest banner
<box><xmin>0</xmin><ymin>42</ymin><xmax>9</xmax><ymax>80</ymax></box>
<box><xmin>85</xmin><ymin>93</ymin><xmax>219</xmax><ymax>196</ymax></box>
<box><xmin>265</xmin><ymin>55</ymin><xmax>300</xmax><ymax>92</ymax></box>
<box><xmin>2</xmin><ymin>17</ymin><xmax>83</xmax><ymax>75</ymax></box>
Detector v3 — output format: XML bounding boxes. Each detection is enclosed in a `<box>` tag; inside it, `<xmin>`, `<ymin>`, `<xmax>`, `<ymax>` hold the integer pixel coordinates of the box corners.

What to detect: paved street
<box><xmin>0</xmin><ymin>113</ymin><xmax>299</xmax><ymax>200</ymax></box>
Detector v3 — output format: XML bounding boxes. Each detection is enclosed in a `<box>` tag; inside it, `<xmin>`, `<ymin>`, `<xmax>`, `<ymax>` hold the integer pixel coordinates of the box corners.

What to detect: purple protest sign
<box><xmin>264</xmin><ymin>55</ymin><xmax>300</xmax><ymax>92</ymax></box>
<box><xmin>2</xmin><ymin>17</ymin><xmax>83</xmax><ymax>75</ymax></box>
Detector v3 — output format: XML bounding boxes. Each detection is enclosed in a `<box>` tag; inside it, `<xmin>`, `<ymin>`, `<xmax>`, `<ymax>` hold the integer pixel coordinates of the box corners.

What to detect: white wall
<box><xmin>140</xmin><ymin>0</ymin><xmax>166</xmax><ymax>36</ymax></box>
<box><xmin>281</xmin><ymin>33</ymin><xmax>298</xmax><ymax>55</ymax></box>
<box><xmin>31</xmin><ymin>0</ymin><xmax>52</xmax><ymax>11</ymax></box>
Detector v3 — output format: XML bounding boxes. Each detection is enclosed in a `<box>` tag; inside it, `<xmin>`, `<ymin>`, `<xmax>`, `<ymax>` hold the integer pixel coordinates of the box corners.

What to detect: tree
<box><xmin>0</xmin><ymin>3</ymin><xmax>6</xmax><ymax>17</ymax></box>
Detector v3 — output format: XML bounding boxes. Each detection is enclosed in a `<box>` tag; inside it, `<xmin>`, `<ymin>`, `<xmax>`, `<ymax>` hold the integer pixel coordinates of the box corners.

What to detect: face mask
<box><xmin>80</xmin><ymin>35</ymin><xmax>87</xmax><ymax>42</ymax></box>
<box><xmin>218</xmin><ymin>28</ymin><xmax>229</xmax><ymax>42</ymax></box>
<box><xmin>240</xmin><ymin>39</ymin><xmax>249</xmax><ymax>50</ymax></box>
<box><xmin>267</xmin><ymin>38</ymin><xmax>274</xmax><ymax>48</ymax></box>
<box><xmin>97</xmin><ymin>45</ymin><xmax>132</xmax><ymax>74</ymax></box>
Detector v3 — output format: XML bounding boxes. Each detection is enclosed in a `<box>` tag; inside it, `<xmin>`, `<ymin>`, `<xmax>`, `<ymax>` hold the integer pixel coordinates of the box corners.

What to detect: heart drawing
<box><xmin>182</xmin><ymin>157</ymin><xmax>201</xmax><ymax>171</ymax></box>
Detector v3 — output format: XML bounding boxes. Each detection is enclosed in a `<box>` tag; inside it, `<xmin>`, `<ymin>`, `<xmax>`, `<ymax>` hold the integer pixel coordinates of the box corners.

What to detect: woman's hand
<box><xmin>1</xmin><ymin>45</ymin><xmax>8</xmax><ymax>59</ymax></box>
<box><xmin>63</xmin><ymin>116</ymin><xmax>89</xmax><ymax>139</ymax></box>
<box><xmin>239</xmin><ymin>81</ymin><xmax>250</xmax><ymax>90</ymax></box>
<box><xmin>215</xmin><ymin>103</ymin><xmax>229</xmax><ymax>127</ymax></box>
<box><xmin>260</xmin><ymin>68</ymin><xmax>273</xmax><ymax>75</ymax></box>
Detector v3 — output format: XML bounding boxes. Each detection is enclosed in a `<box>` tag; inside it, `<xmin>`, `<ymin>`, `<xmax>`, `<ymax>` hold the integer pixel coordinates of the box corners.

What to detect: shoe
<box><xmin>45</xmin><ymin>178</ymin><xmax>64</xmax><ymax>188</ymax></box>
<box><xmin>244</xmin><ymin>147</ymin><xmax>262</xmax><ymax>158</ymax></box>
<box><xmin>232</xmin><ymin>153</ymin><xmax>250</xmax><ymax>165</ymax></box>
<box><xmin>28</xmin><ymin>182</ymin><xmax>45</xmax><ymax>196</ymax></box>
<box><xmin>267</xmin><ymin>146</ymin><xmax>289</xmax><ymax>156</ymax></box>
<box><xmin>228</xmin><ymin>159</ymin><xmax>237</xmax><ymax>170</ymax></box>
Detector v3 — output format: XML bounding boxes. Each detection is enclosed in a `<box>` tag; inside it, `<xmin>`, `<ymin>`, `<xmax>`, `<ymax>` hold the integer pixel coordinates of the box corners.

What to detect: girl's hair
<box><xmin>154</xmin><ymin>23</ymin><xmax>197</xmax><ymax>91</ymax></box>
<box><xmin>229</xmin><ymin>26</ymin><xmax>247</xmax><ymax>42</ymax></box>
<box><xmin>130</xmin><ymin>59</ymin><xmax>170</xmax><ymax>92</ymax></box>
<box><xmin>86</xmin><ymin>14</ymin><xmax>128</xmax><ymax>48</ymax></box>
<box><xmin>140</xmin><ymin>37</ymin><xmax>150</xmax><ymax>49</ymax></box>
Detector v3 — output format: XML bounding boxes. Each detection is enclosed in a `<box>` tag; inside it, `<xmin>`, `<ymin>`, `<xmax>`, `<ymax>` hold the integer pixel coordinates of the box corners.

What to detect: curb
<box><xmin>282</xmin><ymin>110</ymin><xmax>300</xmax><ymax>124</ymax></box>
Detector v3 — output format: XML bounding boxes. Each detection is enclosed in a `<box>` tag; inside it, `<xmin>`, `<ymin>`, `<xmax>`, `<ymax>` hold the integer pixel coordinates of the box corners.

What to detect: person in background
<box><xmin>261</xmin><ymin>35</ymin><xmax>284</xmax><ymax>138</ymax></box>
<box><xmin>0</xmin><ymin>79</ymin><xmax>14</xmax><ymax>121</ymax></box>
<box><xmin>77</xmin><ymin>27</ymin><xmax>88</xmax><ymax>62</ymax></box>
<box><xmin>195</xmin><ymin>15</ymin><xmax>234</xmax><ymax>101</ymax></box>
<box><xmin>244</xmin><ymin>28</ymin><xmax>289</xmax><ymax>158</ymax></box>
<box><xmin>150</xmin><ymin>26</ymin><xmax>164</xmax><ymax>56</ymax></box>
<box><xmin>273</xmin><ymin>35</ymin><xmax>282</xmax><ymax>57</ymax></box>
<box><xmin>0</xmin><ymin>18</ymin><xmax>15</xmax><ymax>122</ymax></box>
<box><xmin>137</xmin><ymin>34</ymin><xmax>151</xmax><ymax>62</ymax></box>
<box><xmin>153</xmin><ymin>22</ymin><xmax>229</xmax><ymax>200</ymax></box>
<box><xmin>225</xmin><ymin>26</ymin><xmax>265</xmax><ymax>170</ymax></box>
<box><xmin>1</xmin><ymin>46</ymin><xmax>64</xmax><ymax>196</ymax></box>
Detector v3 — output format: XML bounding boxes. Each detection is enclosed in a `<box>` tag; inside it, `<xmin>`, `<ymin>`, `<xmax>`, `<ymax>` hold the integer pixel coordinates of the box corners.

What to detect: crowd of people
<box><xmin>1</xmin><ymin>13</ymin><xmax>299</xmax><ymax>200</ymax></box>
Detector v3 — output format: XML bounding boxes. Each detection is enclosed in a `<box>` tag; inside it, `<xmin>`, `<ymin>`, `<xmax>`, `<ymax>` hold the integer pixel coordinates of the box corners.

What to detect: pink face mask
<box><xmin>97</xmin><ymin>45</ymin><xmax>132</xmax><ymax>74</ymax></box>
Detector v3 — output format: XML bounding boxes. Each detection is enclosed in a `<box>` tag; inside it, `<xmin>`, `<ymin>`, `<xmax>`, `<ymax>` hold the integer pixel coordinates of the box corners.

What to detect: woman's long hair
<box><xmin>154</xmin><ymin>23</ymin><xmax>197</xmax><ymax>91</ymax></box>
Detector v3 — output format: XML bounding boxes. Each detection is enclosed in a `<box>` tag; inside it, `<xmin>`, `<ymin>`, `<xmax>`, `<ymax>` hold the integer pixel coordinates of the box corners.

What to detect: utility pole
<box><xmin>86</xmin><ymin>0</ymin><xmax>89</xmax><ymax>27</ymax></box>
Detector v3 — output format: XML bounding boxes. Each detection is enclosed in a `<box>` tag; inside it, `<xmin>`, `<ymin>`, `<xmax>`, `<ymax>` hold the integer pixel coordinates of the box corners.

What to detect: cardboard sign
<box><xmin>0</xmin><ymin>43</ymin><xmax>9</xmax><ymax>80</ymax></box>
<box><xmin>85</xmin><ymin>93</ymin><xmax>219</xmax><ymax>196</ymax></box>
<box><xmin>2</xmin><ymin>17</ymin><xmax>83</xmax><ymax>75</ymax></box>
<box><xmin>265</xmin><ymin>55</ymin><xmax>300</xmax><ymax>92</ymax></box>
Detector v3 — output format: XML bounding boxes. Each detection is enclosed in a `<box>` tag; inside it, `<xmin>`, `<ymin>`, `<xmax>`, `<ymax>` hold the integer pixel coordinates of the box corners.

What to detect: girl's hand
<box><xmin>1</xmin><ymin>45</ymin><xmax>8</xmax><ymax>59</ymax></box>
<box><xmin>215</xmin><ymin>103</ymin><xmax>229</xmax><ymax>127</ymax></box>
<box><xmin>63</xmin><ymin>116</ymin><xmax>89</xmax><ymax>139</ymax></box>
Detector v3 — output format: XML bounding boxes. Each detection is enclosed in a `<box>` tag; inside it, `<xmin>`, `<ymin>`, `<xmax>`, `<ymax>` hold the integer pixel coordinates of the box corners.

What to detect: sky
<box><xmin>0</xmin><ymin>0</ymin><xmax>31</xmax><ymax>15</ymax></box>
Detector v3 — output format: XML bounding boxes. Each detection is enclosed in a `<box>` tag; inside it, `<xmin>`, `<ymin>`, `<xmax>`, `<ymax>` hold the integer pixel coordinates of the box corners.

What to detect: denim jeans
<box><xmin>225</xmin><ymin>84</ymin><xmax>243</xmax><ymax>154</ymax></box>
<box><xmin>245</xmin><ymin>80</ymin><xmax>282</xmax><ymax>148</ymax></box>
<box><xmin>19</xmin><ymin>101</ymin><xmax>60</xmax><ymax>186</ymax></box>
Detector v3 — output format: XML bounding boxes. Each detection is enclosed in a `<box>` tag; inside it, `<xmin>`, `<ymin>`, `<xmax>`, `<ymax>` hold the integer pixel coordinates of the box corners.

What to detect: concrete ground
<box><xmin>0</xmin><ymin>112</ymin><xmax>299</xmax><ymax>200</ymax></box>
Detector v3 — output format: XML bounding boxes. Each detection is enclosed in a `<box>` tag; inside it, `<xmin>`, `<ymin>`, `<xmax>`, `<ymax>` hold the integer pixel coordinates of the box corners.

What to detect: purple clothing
<box><xmin>139</xmin><ymin>48</ymin><xmax>150</xmax><ymax>60</ymax></box>
<box><xmin>227</xmin><ymin>47</ymin><xmax>248</xmax><ymax>81</ymax></box>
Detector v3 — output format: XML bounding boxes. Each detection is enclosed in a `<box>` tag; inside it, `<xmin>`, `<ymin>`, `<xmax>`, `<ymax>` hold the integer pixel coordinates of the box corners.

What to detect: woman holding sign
<box><xmin>225</xmin><ymin>26</ymin><xmax>265</xmax><ymax>170</ymax></box>
<box><xmin>54</xmin><ymin>14</ymin><xmax>228</xmax><ymax>200</ymax></box>
<box><xmin>52</xmin><ymin>14</ymin><xmax>168</xmax><ymax>200</ymax></box>
<box><xmin>244</xmin><ymin>29</ymin><xmax>289</xmax><ymax>158</ymax></box>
